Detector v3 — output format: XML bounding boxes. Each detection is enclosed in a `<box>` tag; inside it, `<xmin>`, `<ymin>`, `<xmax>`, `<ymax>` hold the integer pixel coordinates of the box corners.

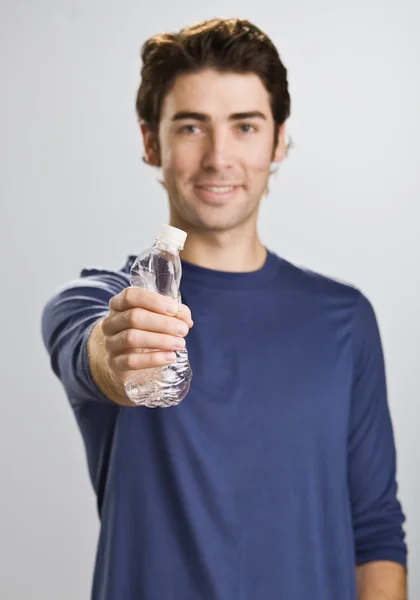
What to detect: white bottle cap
<box><xmin>158</xmin><ymin>224</ymin><xmax>188</xmax><ymax>249</ymax></box>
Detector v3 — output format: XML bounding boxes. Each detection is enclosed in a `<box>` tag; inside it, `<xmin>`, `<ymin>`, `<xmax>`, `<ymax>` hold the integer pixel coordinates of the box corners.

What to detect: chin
<box><xmin>188</xmin><ymin>207</ymin><xmax>257</xmax><ymax>233</ymax></box>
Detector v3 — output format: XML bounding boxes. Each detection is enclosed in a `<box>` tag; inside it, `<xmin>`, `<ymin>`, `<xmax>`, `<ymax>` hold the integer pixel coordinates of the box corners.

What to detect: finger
<box><xmin>103</xmin><ymin>308</ymin><xmax>191</xmax><ymax>337</ymax></box>
<box><xmin>109</xmin><ymin>328</ymin><xmax>186</xmax><ymax>355</ymax></box>
<box><xmin>178</xmin><ymin>304</ymin><xmax>193</xmax><ymax>326</ymax></box>
<box><xmin>112</xmin><ymin>350</ymin><xmax>177</xmax><ymax>373</ymax></box>
<box><xmin>110</xmin><ymin>287</ymin><xmax>180</xmax><ymax>317</ymax></box>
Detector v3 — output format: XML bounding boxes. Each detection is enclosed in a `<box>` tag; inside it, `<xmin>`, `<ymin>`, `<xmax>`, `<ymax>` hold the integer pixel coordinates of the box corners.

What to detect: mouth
<box><xmin>194</xmin><ymin>184</ymin><xmax>242</xmax><ymax>204</ymax></box>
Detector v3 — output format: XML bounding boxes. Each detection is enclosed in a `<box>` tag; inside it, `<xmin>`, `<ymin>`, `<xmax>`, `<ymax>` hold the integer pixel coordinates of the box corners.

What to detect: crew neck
<box><xmin>180</xmin><ymin>249</ymin><xmax>281</xmax><ymax>290</ymax></box>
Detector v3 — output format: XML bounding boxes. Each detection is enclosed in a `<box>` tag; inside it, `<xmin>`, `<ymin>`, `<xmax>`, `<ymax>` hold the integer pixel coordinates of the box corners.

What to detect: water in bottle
<box><xmin>124</xmin><ymin>224</ymin><xmax>192</xmax><ymax>407</ymax></box>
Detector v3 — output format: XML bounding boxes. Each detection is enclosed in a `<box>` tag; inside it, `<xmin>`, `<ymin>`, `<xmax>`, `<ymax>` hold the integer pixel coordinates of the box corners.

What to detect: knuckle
<box><xmin>123</xmin><ymin>286</ymin><xmax>133</xmax><ymax>300</ymax></box>
<box><xmin>109</xmin><ymin>354</ymin><xmax>120</xmax><ymax>372</ymax></box>
<box><xmin>147</xmin><ymin>354</ymin><xmax>157</xmax><ymax>368</ymax></box>
<box><xmin>100</xmin><ymin>317</ymin><xmax>109</xmax><ymax>334</ymax></box>
<box><xmin>127</xmin><ymin>307</ymin><xmax>142</xmax><ymax>328</ymax></box>
<box><xmin>123</xmin><ymin>286</ymin><xmax>138</xmax><ymax>307</ymax></box>
<box><xmin>125</xmin><ymin>353</ymin><xmax>139</xmax><ymax>371</ymax></box>
<box><xmin>149</xmin><ymin>352</ymin><xmax>164</xmax><ymax>367</ymax></box>
<box><xmin>182</xmin><ymin>304</ymin><xmax>191</xmax><ymax>315</ymax></box>
<box><xmin>124</xmin><ymin>328</ymin><xmax>139</xmax><ymax>348</ymax></box>
<box><xmin>163</xmin><ymin>316</ymin><xmax>175</xmax><ymax>333</ymax></box>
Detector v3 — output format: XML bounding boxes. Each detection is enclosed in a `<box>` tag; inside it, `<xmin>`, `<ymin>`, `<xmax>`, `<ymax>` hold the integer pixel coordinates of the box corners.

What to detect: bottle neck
<box><xmin>156</xmin><ymin>237</ymin><xmax>182</xmax><ymax>255</ymax></box>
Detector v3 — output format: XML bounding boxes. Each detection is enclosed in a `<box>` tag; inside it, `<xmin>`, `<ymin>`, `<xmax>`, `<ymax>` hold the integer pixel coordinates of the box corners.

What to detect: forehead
<box><xmin>160</xmin><ymin>69</ymin><xmax>272</xmax><ymax>120</ymax></box>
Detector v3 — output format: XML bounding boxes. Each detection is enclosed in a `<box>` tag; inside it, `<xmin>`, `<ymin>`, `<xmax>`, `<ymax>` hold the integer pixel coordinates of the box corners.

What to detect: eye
<box><xmin>237</xmin><ymin>123</ymin><xmax>257</xmax><ymax>134</ymax></box>
<box><xmin>179</xmin><ymin>124</ymin><xmax>201</xmax><ymax>134</ymax></box>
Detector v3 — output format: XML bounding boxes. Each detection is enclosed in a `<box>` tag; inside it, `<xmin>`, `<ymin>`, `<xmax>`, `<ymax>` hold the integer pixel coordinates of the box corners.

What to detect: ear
<box><xmin>140</xmin><ymin>121</ymin><xmax>161</xmax><ymax>167</ymax></box>
<box><xmin>272</xmin><ymin>122</ymin><xmax>287</xmax><ymax>163</ymax></box>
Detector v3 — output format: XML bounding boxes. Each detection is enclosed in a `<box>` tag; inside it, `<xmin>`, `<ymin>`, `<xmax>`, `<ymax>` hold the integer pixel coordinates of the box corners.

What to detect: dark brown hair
<box><xmin>135</xmin><ymin>18</ymin><xmax>291</xmax><ymax>155</ymax></box>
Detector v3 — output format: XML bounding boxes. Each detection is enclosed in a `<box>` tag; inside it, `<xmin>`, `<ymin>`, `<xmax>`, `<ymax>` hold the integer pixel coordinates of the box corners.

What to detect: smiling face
<box><xmin>141</xmin><ymin>68</ymin><xmax>286</xmax><ymax>233</ymax></box>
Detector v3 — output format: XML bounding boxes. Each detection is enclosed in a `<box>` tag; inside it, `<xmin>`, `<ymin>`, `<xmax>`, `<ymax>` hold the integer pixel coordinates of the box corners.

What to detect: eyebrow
<box><xmin>171</xmin><ymin>111</ymin><xmax>267</xmax><ymax>122</ymax></box>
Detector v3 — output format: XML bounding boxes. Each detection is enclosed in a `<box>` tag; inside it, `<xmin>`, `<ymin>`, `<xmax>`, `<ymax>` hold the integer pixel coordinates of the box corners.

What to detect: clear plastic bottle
<box><xmin>124</xmin><ymin>224</ymin><xmax>192</xmax><ymax>408</ymax></box>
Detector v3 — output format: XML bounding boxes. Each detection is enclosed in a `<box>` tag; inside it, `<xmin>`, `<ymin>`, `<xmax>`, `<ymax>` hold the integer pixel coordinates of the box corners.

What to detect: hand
<box><xmin>100</xmin><ymin>287</ymin><xmax>193</xmax><ymax>385</ymax></box>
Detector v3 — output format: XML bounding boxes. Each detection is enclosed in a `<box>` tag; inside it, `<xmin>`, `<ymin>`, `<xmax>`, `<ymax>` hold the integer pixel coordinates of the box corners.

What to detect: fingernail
<box><xmin>177</xmin><ymin>322</ymin><xmax>189</xmax><ymax>336</ymax></box>
<box><xmin>164</xmin><ymin>352</ymin><xmax>176</xmax><ymax>362</ymax></box>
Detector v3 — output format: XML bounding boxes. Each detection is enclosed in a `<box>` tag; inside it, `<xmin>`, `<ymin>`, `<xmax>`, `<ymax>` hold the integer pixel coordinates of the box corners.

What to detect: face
<box><xmin>141</xmin><ymin>69</ymin><xmax>286</xmax><ymax>233</ymax></box>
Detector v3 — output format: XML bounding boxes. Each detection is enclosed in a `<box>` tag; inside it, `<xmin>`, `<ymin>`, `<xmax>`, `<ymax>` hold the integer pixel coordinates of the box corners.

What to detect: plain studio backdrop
<box><xmin>1</xmin><ymin>0</ymin><xmax>419</xmax><ymax>598</ymax></box>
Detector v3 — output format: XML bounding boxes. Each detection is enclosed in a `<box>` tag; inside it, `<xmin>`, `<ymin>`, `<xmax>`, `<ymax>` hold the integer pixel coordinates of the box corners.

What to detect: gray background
<box><xmin>1</xmin><ymin>1</ymin><xmax>419</xmax><ymax>598</ymax></box>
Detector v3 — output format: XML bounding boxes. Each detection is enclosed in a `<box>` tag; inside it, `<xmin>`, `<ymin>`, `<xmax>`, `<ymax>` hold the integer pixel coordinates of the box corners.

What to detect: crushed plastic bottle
<box><xmin>124</xmin><ymin>224</ymin><xmax>192</xmax><ymax>407</ymax></box>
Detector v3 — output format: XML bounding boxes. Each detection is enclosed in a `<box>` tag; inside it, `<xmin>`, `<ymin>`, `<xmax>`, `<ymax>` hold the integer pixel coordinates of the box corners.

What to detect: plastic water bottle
<box><xmin>124</xmin><ymin>224</ymin><xmax>192</xmax><ymax>408</ymax></box>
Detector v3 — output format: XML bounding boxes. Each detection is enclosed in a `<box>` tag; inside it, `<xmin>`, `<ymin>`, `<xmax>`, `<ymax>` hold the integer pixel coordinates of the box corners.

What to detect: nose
<box><xmin>200</xmin><ymin>130</ymin><xmax>233</xmax><ymax>172</ymax></box>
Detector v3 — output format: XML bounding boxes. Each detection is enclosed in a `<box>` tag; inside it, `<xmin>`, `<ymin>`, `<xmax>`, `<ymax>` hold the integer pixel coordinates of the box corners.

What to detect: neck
<box><xmin>169</xmin><ymin>216</ymin><xmax>267</xmax><ymax>273</ymax></box>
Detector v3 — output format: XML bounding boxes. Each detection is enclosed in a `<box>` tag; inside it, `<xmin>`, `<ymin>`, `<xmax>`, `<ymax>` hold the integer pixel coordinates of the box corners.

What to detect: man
<box><xmin>42</xmin><ymin>17</ymin><xmax>407</xmax><ymax>600</ymax></box>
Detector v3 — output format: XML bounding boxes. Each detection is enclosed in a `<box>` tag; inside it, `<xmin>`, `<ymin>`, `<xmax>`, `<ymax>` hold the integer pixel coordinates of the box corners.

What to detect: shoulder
<box><xmin>54</xmin><ymin>256</ymin><xmax>135</xmax><ymax>297</ymax></box>
<box><xmin>274</xmin><ymin>252</ymin><xmax>361</xmax><ymax>303</ymax></box>
<box><xmin>273</xmin><ymin>253</ymin><xmax>381</xmax><ymax>337</ymax></box>
<box><xmin>273</xmin><ymin>254</ymin><xmax>381</xmax><ymax>352</ymax></box>
<box><xmin>43</xmin><ymin>256</ymin><xmax>135</xmax><ymax>315</ymax></box>
<box><xmin>80</xmin><ymin>255</ymin><xmax>136</xmax><ymax>279</ymax></box>
<box><xmin>41</xmin><ymin>256</ymin><xmax>135</xmax><ymax>344</ymax></box>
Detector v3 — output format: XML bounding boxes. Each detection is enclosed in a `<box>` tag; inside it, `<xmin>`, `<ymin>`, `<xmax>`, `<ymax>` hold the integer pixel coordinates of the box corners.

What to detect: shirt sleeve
<box><xmin>41</xmin><ymin>266</ymin><xmax>131</xmax><ymax>406</ymax></box>
<box><xmin>348</xmin><ymin>292</ymin><xmax>407</xmax><ymax>568</ymax></box>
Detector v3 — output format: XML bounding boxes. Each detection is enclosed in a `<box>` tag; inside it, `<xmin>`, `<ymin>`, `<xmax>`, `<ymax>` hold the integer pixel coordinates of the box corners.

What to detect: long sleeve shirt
<box><xmin>41</xmin><ymin>250</ymin><xmax>407</xmax><ymax>600</ymax></box>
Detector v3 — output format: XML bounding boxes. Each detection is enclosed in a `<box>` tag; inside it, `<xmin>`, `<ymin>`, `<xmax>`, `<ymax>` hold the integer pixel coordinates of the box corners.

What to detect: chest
<box><xmin>180</xmin><ymin>285</ymin><xmax>353</xmax><ymax>462</ymax></box>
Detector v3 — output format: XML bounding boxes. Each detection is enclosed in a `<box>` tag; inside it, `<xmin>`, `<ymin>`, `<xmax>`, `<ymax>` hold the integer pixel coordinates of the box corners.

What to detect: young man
<box><xmin>42</xmin><ymin>18</ymin><xmax>407</xmax><ymax>600</ymax></box>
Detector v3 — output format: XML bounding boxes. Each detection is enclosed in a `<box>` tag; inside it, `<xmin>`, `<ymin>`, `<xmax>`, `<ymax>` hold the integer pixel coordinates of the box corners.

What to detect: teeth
<box><xmin>203</xmin><ymin>186</ymin><xmax>234</xmax><ymax>193</ymax></box>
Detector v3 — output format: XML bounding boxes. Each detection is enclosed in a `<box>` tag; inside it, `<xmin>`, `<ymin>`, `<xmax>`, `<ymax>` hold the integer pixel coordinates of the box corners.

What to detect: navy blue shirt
<box><xmin>41</xmin><ymin>250</ymin><xmax>407</xmax><ymax>600</ymax></box>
